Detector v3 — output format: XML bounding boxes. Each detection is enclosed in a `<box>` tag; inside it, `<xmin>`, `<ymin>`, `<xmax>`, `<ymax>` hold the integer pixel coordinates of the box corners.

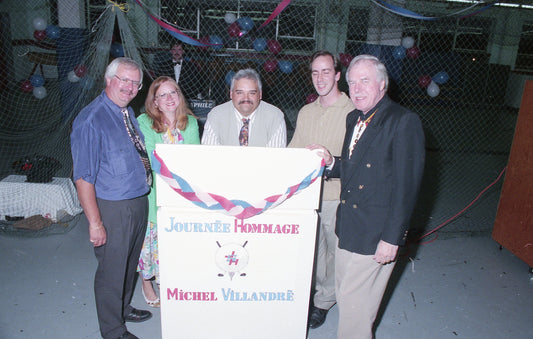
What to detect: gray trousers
<box><xmin>94</xmin><ymin>195</ymin><xmax>148</xmax><ymax>339</ymax></box>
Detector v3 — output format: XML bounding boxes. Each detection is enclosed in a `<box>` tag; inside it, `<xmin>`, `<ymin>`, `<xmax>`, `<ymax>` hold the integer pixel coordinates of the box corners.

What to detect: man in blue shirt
<box><xmin>71</xmin><ymin>57</ymin><xmax>152</xmax><ymax>339</ymax></box>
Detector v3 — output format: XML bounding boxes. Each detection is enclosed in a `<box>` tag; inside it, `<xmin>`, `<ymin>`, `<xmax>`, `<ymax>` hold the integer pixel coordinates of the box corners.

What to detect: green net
<box><xmin>1</xmin><ymin>0</ymin><xmax>532</xmax><ymax>237</ymax></box>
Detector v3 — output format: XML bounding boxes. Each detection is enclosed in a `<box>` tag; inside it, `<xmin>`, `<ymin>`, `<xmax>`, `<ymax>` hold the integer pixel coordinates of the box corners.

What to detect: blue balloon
<box><xmin>279</xmin><ymin>60</ymin><xmax>294</xmax><ymax>74</ymax></box>
<box><xmin>433</xmin><ymin>71</ymin><xmax>449</xmax><ymax>85</ymax></box>
<box><xmin>392</xmin><ymin>46</ymin><xmax>406</xmax><ymax>60</ymax></box>
<box><xmin>253</xmin><ymin>38</ymin><xmax>267</xmax><ymax>52</ymax></box>
<box><xmin>30</xmin><ymin>74</ymin><xmax>45</xmax><ymax>87</ymax></box>
<box><xmin>209</xmin><ymin>35</ymin><xmax>223</xmax><ymax>50</ymax></box>
<box><xmin>237</xmin><ymin>17</ymin><xmax>254</xmax><ymax>31</ymax></box>
<box><xmin>110</xmin><ymin>43</ymin><xmax>124</xmax><ymax>57</ymax></box>
<box><xmin>46</xmin><ymin>25</ymin><xmax>60</xmax><ymax>39</ymax></box>
<box><xmin>225</xmin><ymin>71</ymin><xmax>235</xmax><ymax>86</ymax></box>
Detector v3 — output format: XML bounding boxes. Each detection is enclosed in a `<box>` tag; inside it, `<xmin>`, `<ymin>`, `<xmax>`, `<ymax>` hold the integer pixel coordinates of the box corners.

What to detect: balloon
<box><xmin>237</xmin><ymin>17</ymin><xmax>254</xmax><ymax>31</ymax></box>
<box><xmin>392</xmin><ymin>46</ymin><xmax>406</xmax><ymax>60</ymax></box>
<box><xmin>225</xmin><ymin>71</ymin><xmax>235</xmax><ymax>86</ymax></box>
<box><xmin>30</xmin><ymin>74</ymin><xmax>45</xmax><ymax>87</ymax></box>
<box><xmin>110</xmin><ymin>43</ymin><xmax>124</xmax><ymax>57</ymax></box>
<box><xmin>427</xmin><ymin>81</ymin><xmax>440</xmax><ymax>97</ymax></box>
<box><xmin>263</xmin><ymin>59</ymin><xmax>277</xmax><ymax>73</ymax></box>
<box><xmin>401</xmin><ymin>36</ymin><xmax>415</xmax><ymax>49</ymax></box>
<box><xmin>196</xmin><ymin>36</ymin><xmax>209</xmax><ymax>50</ymax></box>
<box><xmin>228</xmin><ymin>22</ymin><xmax>241</xmax><ymax>38</ymax></box>
<box><xmin>33</xmin><ymin>86</ymin><xmax>47</xmax><ymax>99</ymax></box>
<box><xmin>224</xmin><ymin>13</ymin><xmax>237</xmax><ymax>24</ymax></box>
<box><xmin>418</xmin><ymin>75</ymin><xmax>431</xmax><ymax>88</ymax></box>
<box><xmin>406</xmin><ymin>46</ymin><xmax>420</xmax><ymax>59</ymax></box>
<box><xmin>80</xmin><ymin>76</ymin><xmax>94</xmax><ymax>90</ymax></box>
<box><xmin>32</xmin><ymin>17</ymin><xmax>47</xmax><ymax>31</ymax></box>
<box><xmin>68</xmin><ymin>70</ymin><xmax>80</xmax><ymax>83</ymax></box>
<box><xmin>209</xmin><ymin>35</ymin><xmax>223</xmax><ymax>50</ymax></box>
<box><xmin>46</xmin><ymin>25</ymin><xmax>60</xmax><ymax>39</ymax></box>
<box><xmin>306</xmin><ymin>93</ymin><xmax>318</xmax><ymax>104</ymax></box>
<box><xmin>33</xmin><ymin>30</ymin><xmax>46</xmax><ymax>41</ymax></box>
<box><xmin>20</xmin><ymin>80</ymin><xmax>33</xmax><ymax>93</ymax></box>
<box><xmin>253</xmin><ymin>38</ymin><xmax>267</xmax><ymax>52</ymax></box>
<box><xmin>74</xmin><ymin>64</ymin><xmax>87</xmax><ymax>77</ymax></box>
<box><xmin>339</xmin><ymin>53</ymin><xmax>352</xmax><ymax>67</ymax></box>
<box><xmin>433</xmin><ymin>71</ymin><xmax>449</xmax><ymax>85</ymax></box>
<box><xmin>278</xmin><ymin>60</ymin><xmax>293</xmax><ymax>74</ymax></box>
<box><xmin>267</xmin><ymin>40</ymin><xmax>282</xmax><ymax>55</ymax></box>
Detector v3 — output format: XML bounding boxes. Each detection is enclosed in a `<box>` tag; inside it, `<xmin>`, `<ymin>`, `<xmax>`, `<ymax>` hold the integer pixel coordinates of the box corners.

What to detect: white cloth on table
<box><xmin>0</xmin><ymin>175</ymin><xmax>83</xmax><ymax>222</ymax></box>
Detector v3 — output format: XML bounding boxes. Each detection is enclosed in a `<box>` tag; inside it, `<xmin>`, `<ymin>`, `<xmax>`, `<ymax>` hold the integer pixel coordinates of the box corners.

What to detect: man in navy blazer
<box><xmin>311</xmin><ymin>55</ymin><xmax>425</xmax><ymax>338</ymax></box>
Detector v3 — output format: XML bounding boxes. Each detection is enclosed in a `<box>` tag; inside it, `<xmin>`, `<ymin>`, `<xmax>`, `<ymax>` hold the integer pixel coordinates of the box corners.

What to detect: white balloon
<box><xmin>224</xmin><ymin>13</ymin><xmax>236</xmax><ymax>24</ymax></box>
<box><xmin>33</xmin><ymin>17</ymin><xmax>47</xmax><ymax>31</ymax></box>
<box><xmin>427</xmin><ymin>81</ymin><xmax>440</xmax><ymax>98</ymax></box>
<box><xmin>401</xmin><ymin>36</ymin><xmax>415</xmax><ymax>49</ymax></box>
<box><xmin>33</xmin><ymin>86</ymin><xmax>47</xmax><ymax>99</ymax></box>
<box><xmin>68</xmin><ymin>70</ymin><xmax>80</xmax><ymax>83</ymax></box>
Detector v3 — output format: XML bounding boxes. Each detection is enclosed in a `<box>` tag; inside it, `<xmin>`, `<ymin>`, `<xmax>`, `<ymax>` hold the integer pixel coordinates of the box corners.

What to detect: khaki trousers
<box><xmin>335</xmin><ymin>247</ymin><xmax>395</xmax><ymax>339</ymax></box>
<box><xmin>313</xmin><ymin>200</ymin><xmax>339</xmax><ymax>310</ymax></box>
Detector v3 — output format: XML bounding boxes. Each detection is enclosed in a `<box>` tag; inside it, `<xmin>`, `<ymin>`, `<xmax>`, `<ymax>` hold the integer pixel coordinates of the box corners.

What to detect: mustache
<box><xmin>238</xmin><ymin>100</ymin><xmax>253</xmax><ymax>105</ymax></box>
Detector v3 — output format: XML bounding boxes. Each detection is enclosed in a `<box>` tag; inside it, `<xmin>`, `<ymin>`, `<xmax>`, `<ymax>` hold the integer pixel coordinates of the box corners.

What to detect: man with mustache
<box><xmin>201</xmin><ymin>68</ymin><xmax>286</xmax><ymax>147</ymax></box>
<box><xmin>71</xmin><ymin>57</ymin><xmax>152</xmax><ymax>339</ymax></box>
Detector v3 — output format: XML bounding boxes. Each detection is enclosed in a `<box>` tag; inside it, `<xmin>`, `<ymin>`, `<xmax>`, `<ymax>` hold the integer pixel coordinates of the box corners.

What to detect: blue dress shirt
<box><xmin>71</xmin><ymin>91</ymin><xmax>150</xmax><ymax>200</ymax></box>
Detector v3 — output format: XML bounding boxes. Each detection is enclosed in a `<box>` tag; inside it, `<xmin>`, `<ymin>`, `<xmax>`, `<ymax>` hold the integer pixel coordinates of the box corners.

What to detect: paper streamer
<box><xmin>134</xmin><ymin>0</ymin><xmax>219</xmax><ymax>47</ymax></box>
<box><xmin>371</xmin><ymin>0</ymin><xmax>495</xmax><ymax>21</ymax></box>
<box><xmin>151</xmin><ymin>150</ymin><xmax>325</xmax><ymax>219</ymax></box>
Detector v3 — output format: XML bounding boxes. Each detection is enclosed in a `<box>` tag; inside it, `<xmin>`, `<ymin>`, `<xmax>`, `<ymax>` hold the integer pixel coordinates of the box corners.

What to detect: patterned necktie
<box><xmin>349</xmin><ymin>109</ymin><xmax>378</xmax><ymax>159</ymax></box>
<box><xmin>239</xmin><ymin>118</ymin><xmax>249</xmax><ymax>146</ymax></box>
<box><xmin>121</xmin><ymin>108</ymin><xmax>153</xmax><ymax>186</ymax></box>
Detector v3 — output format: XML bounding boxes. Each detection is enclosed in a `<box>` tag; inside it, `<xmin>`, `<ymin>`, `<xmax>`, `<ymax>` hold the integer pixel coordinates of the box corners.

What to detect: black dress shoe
<box><xmin>308</xmin><ymin>306</ymin><xmax>329</xmax><ymax>329</ymax></box>
<box><xmin>124</xmin><ymin>308</ymin><xmax>152</xmax><ymax>323</ymax></box>
<box><xmin>118</xmin><ymin>331</ymin><xmax>139</xmax><ymax>339</ymax></box>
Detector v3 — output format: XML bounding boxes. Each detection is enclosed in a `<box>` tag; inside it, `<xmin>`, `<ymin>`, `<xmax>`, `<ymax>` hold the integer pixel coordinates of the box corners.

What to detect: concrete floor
<box><xmin>1</xmin><ymin>215</ymin><xmax>532</xmax><ymax>339</ymax></box>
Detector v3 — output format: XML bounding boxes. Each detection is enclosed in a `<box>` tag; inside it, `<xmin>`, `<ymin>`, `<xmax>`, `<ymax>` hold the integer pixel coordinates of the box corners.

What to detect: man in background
<box><xmin>152</xmin><ymin>41</ymin><xmax>203</xmax><ymax>100</ymax></box>
<box><xmin>289</xmin><ymin>51</ymin><xmax>355</xmax><ymax>329</ymax></box>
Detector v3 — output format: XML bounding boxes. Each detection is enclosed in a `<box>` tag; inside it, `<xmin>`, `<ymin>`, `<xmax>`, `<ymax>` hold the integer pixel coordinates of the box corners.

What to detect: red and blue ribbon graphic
<box><xmin>151</xmin><ymin>150</ymin><xmax>324</xmax><ymax>219</ymax></box>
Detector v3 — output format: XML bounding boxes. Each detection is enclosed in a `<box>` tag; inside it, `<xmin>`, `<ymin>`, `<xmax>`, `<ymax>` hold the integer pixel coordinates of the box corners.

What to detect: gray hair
<box><xmin>346</xmin><ymin>54</ymin><xmax>389</xmax><ymax>91</ymax></box>
<box><xmin>105</xmin><ymin>57</ymin><xmax>143</xmax><ymax>84</ymax></box>
<box><xmin>230</xmin><ymin>68</ymin><xmax>262</xmax><ymax>92</ymax></box>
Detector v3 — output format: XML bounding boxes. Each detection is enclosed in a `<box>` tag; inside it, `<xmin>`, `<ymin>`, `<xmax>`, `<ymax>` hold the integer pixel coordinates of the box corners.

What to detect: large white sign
<box><xmin>155</xmin><ymin>145</ymin><xmax>322</xmax><ymax>339</ymax></box>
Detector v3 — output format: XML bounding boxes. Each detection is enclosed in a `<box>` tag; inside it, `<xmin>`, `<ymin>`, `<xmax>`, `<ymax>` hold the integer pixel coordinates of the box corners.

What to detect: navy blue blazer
<box><xmin>327</xmin><ymin>95</ymin><xmax>425</xmax><ymax>255</ymax></box>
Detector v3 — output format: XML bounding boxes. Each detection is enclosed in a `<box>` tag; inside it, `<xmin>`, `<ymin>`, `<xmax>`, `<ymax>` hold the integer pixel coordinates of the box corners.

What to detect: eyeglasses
<box><xmin>156</xmin><ymin>91</ymin><xmax>178</xmax><ymax>100</ymax></box>
<box><xmin>114</xmin><ymin>75</ymin><xmax>142</xmax><ymax>90</ymax></box>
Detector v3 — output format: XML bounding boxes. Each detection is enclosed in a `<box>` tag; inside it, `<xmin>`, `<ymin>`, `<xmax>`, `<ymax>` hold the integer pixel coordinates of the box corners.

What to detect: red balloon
<box><xmin>306</xmin><ymin>93</ymin><xmax>318</xmax><ymax>104</ymax></box>
<box><xmin>418</xmin><ymin>75</ymin><xmax>431</xmax><ymax>88</ymax></box>
<box><xmin>406</xmin><ymin>46</ymin><xmax>420</xmax><ymax>59</ymax></box>
<box><xmin>228</xmin><ymin>22</ymin><xmax>241</xmax><ymax>38</ymax></box>
<box><xmin>263</xmin><ymin>59</ymin><xmax>277</xmax><ymax>73</ymax></box>
<box><xmin>74</xmin><ymin>64</ymin><xmax>87</xmax><ymax>77</ymax></box>
<box><xmin>33</xmin><ymin>30</ymin><xmax>46</xmax><ymax>41</ymax></box>
<box><xmin>196</xmin><ymin>36</ymin><xmax>210</xmax><ymax>50</ymax></box>
<box><xmin>267</xmin><ymin>40</ymin><xmax>282</xmax><ymax>55</ymax></box>
<box><xmin>339</xmin><ymin>53</ymin><xmax>352</xmax><ymax>67</ymax></box>
<box><xmin>21</xmin><ymin>80</ymin><xmax>33</xmax><ymax>93</ymax></box>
